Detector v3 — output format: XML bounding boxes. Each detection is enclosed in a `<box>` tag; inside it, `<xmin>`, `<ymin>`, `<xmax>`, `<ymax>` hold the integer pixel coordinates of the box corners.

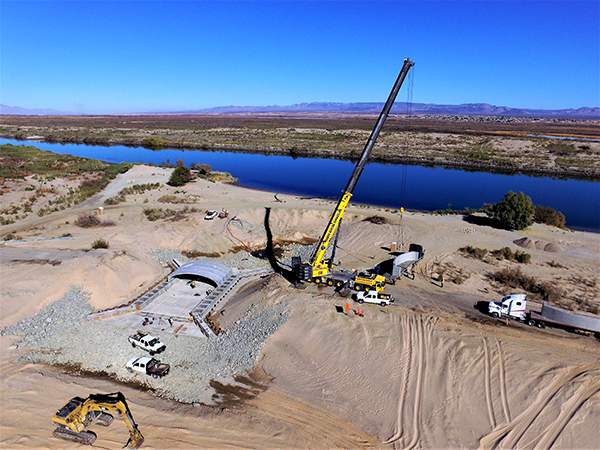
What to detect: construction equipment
<box><xmin>293</xmin><ymin>58</ymin><xmax>415</xmax><ymax>287</ymax></box>
<box><xmin>52</xmin><ymin>392</ymin><xmax>144</xmax><ymax>448</ymax></box>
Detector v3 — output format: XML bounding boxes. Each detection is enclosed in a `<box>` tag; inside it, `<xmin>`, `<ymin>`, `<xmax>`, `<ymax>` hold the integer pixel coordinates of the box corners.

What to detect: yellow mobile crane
<box><xmin>51</xmin><ymin>392</ymin><xmax>144</xmax><ymax>448</ymax></box>
<box><xmin>293</xmin><ymin>58</ymin><xmax>414</xmax><ymax>289</ymax></box>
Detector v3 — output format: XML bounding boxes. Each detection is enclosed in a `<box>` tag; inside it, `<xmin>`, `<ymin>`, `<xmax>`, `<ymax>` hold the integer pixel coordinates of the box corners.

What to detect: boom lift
<box><xmin>293</xmin><ymin>58</ymin><xmax>415</xmax><ymax>287</ymax></box>
<box><xmin>52</xmin><ymin>392</ymin><xmax>144</xmax><ymax>448</ymax></box>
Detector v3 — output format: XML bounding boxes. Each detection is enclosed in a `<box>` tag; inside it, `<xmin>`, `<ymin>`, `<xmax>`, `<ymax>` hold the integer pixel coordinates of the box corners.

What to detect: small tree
<box><xmin>167</xmin><ymin>166</ymin><xmax>192</xmax><ymax>187</ymax></box>
<box><xmin>534</xmin><ymin>205</ymin><xmax>566</xmax><ymax>228</ymax></box>
<box><xmin>488</xmin><ymin>191</ymin><xmax>535</xmax><ymax>230</ymax></box>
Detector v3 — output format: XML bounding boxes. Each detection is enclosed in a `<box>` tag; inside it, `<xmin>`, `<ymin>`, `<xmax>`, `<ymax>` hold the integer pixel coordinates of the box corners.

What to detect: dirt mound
<box><xmin>514</xmin><ymin>237</ymin><xmax>563</xmax><ymax>253</ymax></box>
<box><xmin>513</xmin><ymin>237</ymin><xmax>536</xmax><ymax>249</ymax></box>
<box><xmin>538</xmin><ymin>241</ymin><xmax>564</xmax><ymax>253</ymax></box>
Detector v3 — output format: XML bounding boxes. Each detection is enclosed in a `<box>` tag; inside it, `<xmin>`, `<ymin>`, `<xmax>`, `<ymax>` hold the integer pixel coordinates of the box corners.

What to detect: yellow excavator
<box><xmin>51</xmin><ymin>392</ymin><xmax>144</xmax><ymax>448</ymax></box>
<box><xmin>292</xmin><ymin>58</ymin><xmax>415</xmax><ymax>290</ymax></box>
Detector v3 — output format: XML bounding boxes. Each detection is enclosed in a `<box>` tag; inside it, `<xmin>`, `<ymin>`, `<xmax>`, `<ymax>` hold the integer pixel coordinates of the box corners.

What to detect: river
<box><xmin>2</xmin><ymin>138</ymin><xmax>599</xmax><ymax>232</ymax></box>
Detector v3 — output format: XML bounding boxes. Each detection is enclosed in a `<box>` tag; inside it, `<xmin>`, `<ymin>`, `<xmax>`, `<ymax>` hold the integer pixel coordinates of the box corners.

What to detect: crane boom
<box><xmin>304</xmin><ymin>58</ymin><xmax>414</xmax><ymax>280</ymax></box>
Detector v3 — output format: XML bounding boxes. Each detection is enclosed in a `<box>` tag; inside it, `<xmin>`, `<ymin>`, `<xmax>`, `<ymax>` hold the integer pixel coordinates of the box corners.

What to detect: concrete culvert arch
<box><xmin>168</xmin><ymin>260</ymin><xmax>233</xmax><ymax>288</ymax></box>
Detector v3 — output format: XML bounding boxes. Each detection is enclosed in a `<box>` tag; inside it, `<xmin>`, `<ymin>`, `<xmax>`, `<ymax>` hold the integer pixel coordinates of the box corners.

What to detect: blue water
<box><xmin>2</xmin><ymin>139</ymin><xmax>599</xmax><ymax>232</ymax></box>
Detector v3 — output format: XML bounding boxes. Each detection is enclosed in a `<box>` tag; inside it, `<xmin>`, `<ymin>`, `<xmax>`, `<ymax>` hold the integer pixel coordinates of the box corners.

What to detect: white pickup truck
<box><xmin>128</xmin><ymin>331</ymin><xmax>166</xmax><ymax>355</ymax></box>
<box><xmin>355</xmin><ymin>291</ymin><xmax>394</xmax><ymax>306</ymax></box>
<box><xmin>125</xmin><ymin>356</ymin><xmax>170</xmax><ymax>379</ymax></box>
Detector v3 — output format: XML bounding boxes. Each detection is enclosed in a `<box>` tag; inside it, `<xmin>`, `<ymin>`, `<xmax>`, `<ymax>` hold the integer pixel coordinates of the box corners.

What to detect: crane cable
<box><xmin>399</xmin><ymin>67</ymin><xmax>414</xmax><ymax>251</ymax></box>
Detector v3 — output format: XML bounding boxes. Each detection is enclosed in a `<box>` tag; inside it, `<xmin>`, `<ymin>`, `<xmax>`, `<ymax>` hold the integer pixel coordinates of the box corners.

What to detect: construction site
<box><xmin>2</xmin><ymin>60</ymin><xmax>599</xmax><ymax>449</ymax></box>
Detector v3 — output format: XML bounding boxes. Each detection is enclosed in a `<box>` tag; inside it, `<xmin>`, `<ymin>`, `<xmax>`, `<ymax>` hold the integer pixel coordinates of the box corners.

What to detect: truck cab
<box><xmin>489</xmin><ymin>294</ymin><xmax>526</xmax><ymax>321</ymax></box>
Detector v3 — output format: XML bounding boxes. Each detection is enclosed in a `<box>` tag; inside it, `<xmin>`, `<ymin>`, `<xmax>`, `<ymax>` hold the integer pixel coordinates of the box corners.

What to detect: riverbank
<box><xmin>1</xmin><ymin>163</ymin><xmax>599</xmax><ymax>448</ymax></box>
<box><xmin>2</xmin><ymin>113</ymin><xmax>599</xmax><ymax>179</ymax></box>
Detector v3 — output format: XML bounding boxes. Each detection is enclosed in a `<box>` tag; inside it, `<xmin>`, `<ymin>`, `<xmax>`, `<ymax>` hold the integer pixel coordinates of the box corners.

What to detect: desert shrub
<box><xmin>490</xmin><ymin>247</ymin><xmax>530</xmax><ymax>263</ymax></box>
<box><xmin>75</xmin><ymin>213</ymin><xmax>101</xmax><ymax>228</ymax></box>
<box><xmin>167</xmin><ymin>166</ymin><xmax>192</xmax><ymax>187</ymax></box>
<box><xmin>534</xmin><ymin>205</ymin><xmax>566</xmax><ymax>228</ymax></box>
<box><xmin>491</xmin><ymin>267</ymin><xmax>560</xmax><ymax>301</ymax></box>
<box><xmin>547</xmin><ymin>260</ymin><xmax>566</xmax><ymax>269</ymax></box>
<box><xmin>460</xmin><ymin>245</ymin><xmax>488</xmax><ymax>260</ymax></box>
<box><xmin>491</xmin><ymin>247</ymin><xmax>513</xmax><ymax>260</ymax></box>
<box><xmin>191</xmin><ymin>162</ymin><xmax>212</xmax><ymax>175</ymax></box>
<box><xmin>143</xmin><ymin>208</ymin><xmax>165</xmax><ymax>221</ymax></box>
<box><xmin>514</xmin><ymin>250</ymin><xmax>531</xmax><ymax>264</ymax></box>
<box><xmin>157</xmin><ymin>194</ymin><xmax>179</xmax><ymax>203</ymax></box>
<box><xmin>492</xmin><ymin>267</ymin><xmax>537</xmax><ymax>291</ymax></box>
<box><xmin>544</xmin><ymin>141</ymin><xmax>576</xmax><ymax>156</ymax></box>
<box><xmin>91</xmin><ymin>238</ymin><xmax>110</xmax><ymax>249</ymax></box>
<box><xmin>75</xmin><ymin>213</ymin><xmax>115</xmax><ymax>227</ymax></box>
<box><xmin>487</xmin><ymin>191</ymin><xmax>535</xmax><ymax>230</ymax></box>
<box><xmin>142</xmin><ymin>137</ymin><xmax>166</xmax><ymax>149</ymax></box>
<box><xmin>104</xmin><ymin>194</ymin><xmax>125</xmax><ymax>205</ymax></box>
<box><xmin>119</xmin><ymin>183</ymin><xmax>160</xmax><ymax>196</ymax></box>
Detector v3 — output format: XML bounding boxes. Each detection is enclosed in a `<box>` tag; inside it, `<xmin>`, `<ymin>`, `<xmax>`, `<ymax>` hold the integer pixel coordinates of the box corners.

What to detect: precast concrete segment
<box><xmin>168</xmin><ymin>260</ymin><xmax>233</xmax><ymax>287</ymax></box>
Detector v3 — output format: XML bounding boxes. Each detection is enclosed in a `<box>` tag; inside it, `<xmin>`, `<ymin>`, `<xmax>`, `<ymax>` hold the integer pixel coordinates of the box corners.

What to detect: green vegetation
<box><xmin>142</xmin><ymin>137</ymin><xmax>167</xmax><ymax>149</ymax></box>
<box><xmin>491</xmin><ymin>267</ymin><xmax>560</xmax><ymax>302</ymax></box>
<box><xmin>104</xmin><ymin>182</ymin><xmax>161</xmax><ymax>205</ymax></box>
<box><xmin>91</xmin><ymin>238</ymin><xmax>110</xmax><ymax>249</ymax></box>
<box><xmin>487</xmin><ymin>191</ymin><xmax>535</xmax><ymax>230</ymax></box>
<box><xmin>167</xmin><ymin>166</ymin><xmax>192</xmax><ymax>187</ymax></box>
<box><xmin>0</xmin><ymin>144</ymin><xmax>132</xmax><ymax>218</ymax></box>
<box><xmin>534</xmin><ymin>205</ymin><xmax>566</xmax><ymax>228</ymax></box>
<box><xmin>460</xmin><ymin>245</ymin><xmax>531</xmax><ymax>264</ymax></box>
<box><xmin>143</xmin><ymin>206</ymin><xmax>199</xmax><ymax>221</ymax></box>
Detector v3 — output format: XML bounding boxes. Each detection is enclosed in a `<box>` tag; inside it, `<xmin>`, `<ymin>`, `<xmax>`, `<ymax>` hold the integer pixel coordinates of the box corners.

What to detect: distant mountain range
<box><xmin>1</xmin><ymin>102</ymin><xmax>598</xmax><ymax>119</ymax></box>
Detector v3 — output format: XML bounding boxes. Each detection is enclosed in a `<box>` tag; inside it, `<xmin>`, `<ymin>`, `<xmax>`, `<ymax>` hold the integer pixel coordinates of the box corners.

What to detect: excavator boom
<box><xmin>304</xmin><ymin>58</ymin><xmax>415</xmax><ymax>279</ymax></box>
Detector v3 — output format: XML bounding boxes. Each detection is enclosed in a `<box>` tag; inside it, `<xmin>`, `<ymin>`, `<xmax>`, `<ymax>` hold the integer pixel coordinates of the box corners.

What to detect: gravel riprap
<box><xmin>2</xmin><ymin>285</ymin><xmax>289</xmax><ymax>405</ymax></box>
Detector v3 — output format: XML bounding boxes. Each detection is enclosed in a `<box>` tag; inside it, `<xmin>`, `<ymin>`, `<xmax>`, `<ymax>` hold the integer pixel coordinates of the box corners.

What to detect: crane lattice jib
<box><xmin>310</xmin><ymin>58</ymin><xmax>415</xmax><ymax>275</ymax></box>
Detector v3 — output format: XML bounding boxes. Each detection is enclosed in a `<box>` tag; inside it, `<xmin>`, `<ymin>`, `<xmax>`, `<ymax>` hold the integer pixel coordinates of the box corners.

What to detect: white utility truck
<box><xmin>355</xmin><ymin>291</ymin><xmax>394</xmax><ymax>306</ymax></box>
<box><xmin>125</xmin><ymin>356</ymin><xmax>170</xmax><ymax>379</ymax></box>
<box><xmin>128</xmin><ymin>331</ymin><xmax>166</xmax><ymax>355</ymax></box>
<box><xmin>488</xmin><ymin>294</ymin><xmax>527</xmax><ymax>321</ymax></box>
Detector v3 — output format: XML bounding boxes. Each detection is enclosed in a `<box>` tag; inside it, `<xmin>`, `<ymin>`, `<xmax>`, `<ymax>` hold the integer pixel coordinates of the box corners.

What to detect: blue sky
<box><xmin>1</xmin><ymin>1</ymin><xmax>598</xmax><ymax>114</ymax></box>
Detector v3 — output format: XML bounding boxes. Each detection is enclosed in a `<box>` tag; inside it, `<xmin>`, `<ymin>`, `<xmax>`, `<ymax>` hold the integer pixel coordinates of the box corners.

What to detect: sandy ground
<box><xmin>1</xmin><ymin>164</ymin><xmax>599</xmax><ymax>449</ymax></box>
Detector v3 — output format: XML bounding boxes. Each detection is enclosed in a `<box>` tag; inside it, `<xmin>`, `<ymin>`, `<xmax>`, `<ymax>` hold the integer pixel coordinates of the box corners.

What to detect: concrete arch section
<box><xmin>168</xmin><ymin>260</ymin><xmax>233</xmax><ymax>288</ymax></box>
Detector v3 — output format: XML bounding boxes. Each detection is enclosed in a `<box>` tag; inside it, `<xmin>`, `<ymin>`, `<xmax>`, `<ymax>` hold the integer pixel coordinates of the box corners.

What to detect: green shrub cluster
<box><xmin>142</xmin><ymin>137</ymin><xmax>167</xmax><ymax>149</ymax></box>
<box><xmin>491</xmin><ymin>247</ymin><xmax>531</xmax><ymax>264</ymax></box>
<box><xmin>534</xmin><ymin>205</ymin><xmax>566</xmax><ymax>228</ymax></box>
<box><xmin>143</xmin><ymin>206</ymin><xmax>198</xmax><ymax>221</ymax></box>
<box><xmin>91</xmin><ymin>238</ymin><xmax>110</xmax><ymax>249</ymax></box>
<box><xmin>167</xmin><ymin>166</ymin><xmax>192</xmax><ymax>187</ymax></box>
<box><xmin>487</xmin><ymin>191</ymin><xmax>535</xmax><ymax>230</ymax></box>
<box><xmin>460</xmin><ymin>245</ymin><xmax>530</xmax><ymax>263</ymax></box>
<box><xmin>460</xmin><ymin>245</ymin><xmax>488</xmax><ymax>259</ymax></box>
<box><xmin>491</xmin><ymin>267</ymin><xmax>560</xmax><ymax>302</ymax></box>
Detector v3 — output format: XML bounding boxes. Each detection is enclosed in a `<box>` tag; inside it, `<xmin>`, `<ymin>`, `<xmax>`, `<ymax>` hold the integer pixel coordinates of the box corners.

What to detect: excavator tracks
<box><xmin>53</xmin><ymin>427</ymin><xmax>97</xmax><ymax>445</ymax></box>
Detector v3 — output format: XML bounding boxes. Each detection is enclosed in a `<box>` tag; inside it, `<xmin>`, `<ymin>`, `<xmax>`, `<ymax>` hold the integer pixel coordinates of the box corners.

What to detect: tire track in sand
<box><xmin>252</xmin><ymin>388</ymin><xmax>380</xmax><ymax>449</ymax></box>
<box><xmin>383</xmin><ymin>313</ymin><xmax>412</xmax><ymax>445</ymax></box>
<box><xmin>495</xmin><ymin>339</ymin><xmax>511</xmax><ymax>424</ymax></box>
<box><xmin>482</xmin><ymin>335</ymin><xmax>497</xmax><ymax>429</ymax></box>
<box><xmin>533</xmin><ymin>374</ymin><xmax>600</xmax><ymax>450</ymax></box>
<box><xmin>384</xmin><ymin>313</ymin><xmax>432</xmax><ymax>450</ymax></box>
<box><xmin>479</xmin><ymin>363</ymin><xmax>597</xmax><ymax>450</ymax></box>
